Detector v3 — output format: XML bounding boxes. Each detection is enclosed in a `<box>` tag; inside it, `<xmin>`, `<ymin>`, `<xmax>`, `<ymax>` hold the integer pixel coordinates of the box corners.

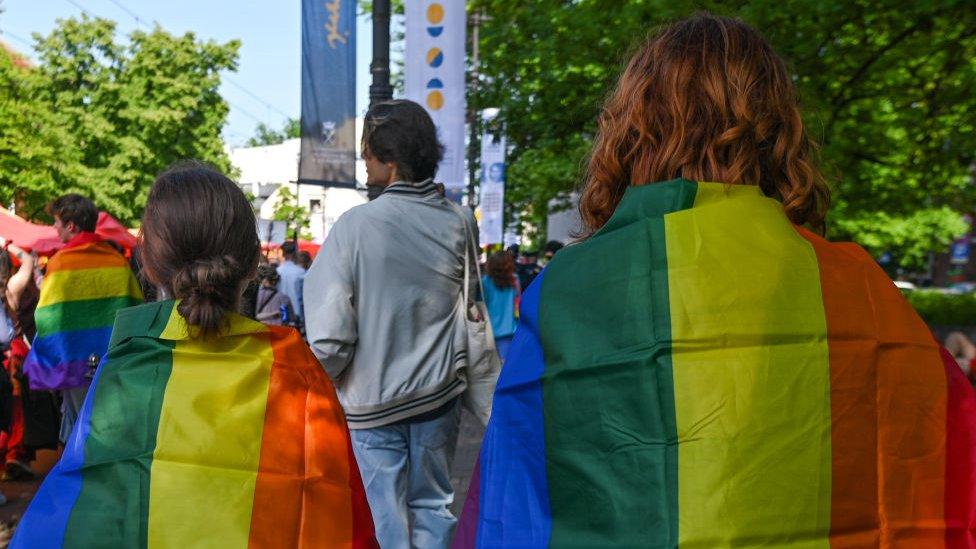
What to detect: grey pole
<box><xmin>466</xmin><ymin>11</ymin><xmax>482</xmax><ymax>210</ymax></box>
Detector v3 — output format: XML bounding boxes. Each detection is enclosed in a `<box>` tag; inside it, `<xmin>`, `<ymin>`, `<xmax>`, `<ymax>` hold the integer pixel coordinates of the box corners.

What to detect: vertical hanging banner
<box><xmin>299</xmin><ymin>0</ymin><xmax>357</xmax><ymax>188</ymax></box>
<box><xmin>478</xmin><ymin>109</ymin><xmax>505</xmax><ymax>246</ymax></box>
<box><xmin>405</xmin><ymin>0</ymin><xmax>466</xmax><ymax>199</ymax></box>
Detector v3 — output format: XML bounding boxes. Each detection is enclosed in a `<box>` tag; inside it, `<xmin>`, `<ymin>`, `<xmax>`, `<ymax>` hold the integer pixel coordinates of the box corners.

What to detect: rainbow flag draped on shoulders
<box><xmin>24</xmin><ymin>237</ymin><xmax>142</xmax><ymax>390</ymax></box>
<box><xmin>455</xmin><ymin>179</ymin><xmax>976</xmax><ymax>548</ymax></box>
<box><xmin>13</xmin><ymin>300</ymin><xmax>376</xmax><ymax>548</ymax></box>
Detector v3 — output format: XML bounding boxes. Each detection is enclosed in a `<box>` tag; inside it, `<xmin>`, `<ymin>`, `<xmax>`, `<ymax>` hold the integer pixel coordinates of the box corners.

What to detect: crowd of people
<box><xmin>0</xmin><ymin>11</ymin><xmax>974</xmax><ymax>548</ymax></box>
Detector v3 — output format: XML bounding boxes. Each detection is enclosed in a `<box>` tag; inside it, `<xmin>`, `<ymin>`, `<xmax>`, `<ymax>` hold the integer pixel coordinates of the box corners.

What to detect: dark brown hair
<box><xmin>48</xmin><ymin>194</ymin><xmax>98</xmax><ymax>233</ymax></box>
<box><xmin>362</xmin><ymin>99</ymin><xmax>444</xmax><ymax>182</ymax></box>
<box><xmin>581</xmin><ymin>13</ymin><xmax>829</xmax><ymax>235</ymax></box>
<box><xmin>140</xmin><ymin>161</ymin><xmax>259</xmax><ymax>336</ymax></box>
<box><xmin>486</xmin><ymin>251</ymin><xmax>516</xmax><ymax>290</ymax></box>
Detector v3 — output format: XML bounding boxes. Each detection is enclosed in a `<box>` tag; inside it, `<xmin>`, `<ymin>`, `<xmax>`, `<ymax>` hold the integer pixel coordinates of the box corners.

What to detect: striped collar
<box><xmin>382</xmin><ymin>178</ymin><xmax>440</xmax><ymax>198</ymax></box>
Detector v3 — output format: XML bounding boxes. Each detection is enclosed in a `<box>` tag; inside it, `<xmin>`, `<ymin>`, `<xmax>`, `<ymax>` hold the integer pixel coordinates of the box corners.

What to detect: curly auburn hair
<box><xmin>580</xmin><ymin>13</ymin><xmax>829</xmax><ymax>235</ymax></box>
<box><xmin>486</xmin><ymin>252</ymin><xmax>516</xmax><ymax>290</ymax></box>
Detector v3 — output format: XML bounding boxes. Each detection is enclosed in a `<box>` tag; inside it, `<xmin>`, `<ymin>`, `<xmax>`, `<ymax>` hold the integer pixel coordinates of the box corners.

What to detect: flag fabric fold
<box><xmin>23</xmin><ymin>240</ymin><xmax>143</xmax><ymax>390</ymax></box>
<box><xmin>13</xmin><ymin>300</ymin><xmax>376</xmax><ymax>548</ymax></box>
<box><xmin>455</xmin><ymin>179</ymin><xmax>976</xmax><ymax>548</ymax></box>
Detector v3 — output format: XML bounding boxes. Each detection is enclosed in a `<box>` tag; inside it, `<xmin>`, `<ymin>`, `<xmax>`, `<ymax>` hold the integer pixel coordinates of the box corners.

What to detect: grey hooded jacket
<box><xmin>304</xmin><ymin>180</ymin><xmax>478</xmax><ymax>428</ymax></box>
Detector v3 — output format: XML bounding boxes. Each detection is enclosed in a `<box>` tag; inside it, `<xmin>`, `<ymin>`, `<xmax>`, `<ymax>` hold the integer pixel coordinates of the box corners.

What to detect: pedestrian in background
<box><xmin>0</xmin><ymin>242</ymin><xmax>59</xmax><ymax>486</ymax></box>
<box><xmin>297</xmin><ymin>250</ymin><xmax>313</xmax><ymax>271</ymax></box>
<box><xmin>305</xmin><ymin>99</ymin><xmax>486</xmax><ymax>549</ymax></box>
<box><xmin>515</xmin><ymin>248</ymin><xmax>542</xmax><ymax>290</ymax></box>
<box><xmin>22</xmin><ymin>195</ymin><xmax>142</xmax><ymax>443</ymax></box>
<box><xmin>481</xmin><ymin>251</ymin><xmax>518</xmax><ymax>361</ymax></box>
<box><xmin>276</xmin><ymin>240</ymin><xmax>306</xmax><ymax>322</ymax></box>
<box><xmin>542</xmin><ymin>240</ymin><xmax>564</xmax><ymax>264</ymax></box>
<box><xmin>0</xmin><ymin>242</ymin><xmax>39</xmax><ymax>486</ymax></box>
<box><xmin>254</xmin><ymin>263</ymin><xmax>294</xmax><ymax>326</ymax></box>
<box><xmin>12</xmin><ymin>161</ymin><xmax>376</xmax><ymax>548</ymax></box>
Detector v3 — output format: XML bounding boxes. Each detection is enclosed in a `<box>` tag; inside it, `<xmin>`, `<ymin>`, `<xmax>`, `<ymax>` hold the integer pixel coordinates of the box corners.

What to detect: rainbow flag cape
<box><xmin>13</xmin><ymin>300</ymin><xmax>377</xmax><ymax>548</ymax></box>
<box><xmin>24</xmin><ymin>239</ymin><xmax>143</xmax><ymax>390</ymax></box>
<box><xmin>455</xmin><ymin>180</ymin><xmax>976</xmax><ymax>547</ymax></box>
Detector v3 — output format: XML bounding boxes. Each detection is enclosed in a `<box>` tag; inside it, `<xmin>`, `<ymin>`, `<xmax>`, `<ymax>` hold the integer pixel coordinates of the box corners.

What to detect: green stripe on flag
<box><xmin>539</xmin><ymin>179</ymin><xmax>697</xmax><ymax>546</ymax></box>
<box><xmin>64</xmin><ymin>301</ymin><xmax>176</xmax><ymax>549</ymax></box>
<box><xmin>34</xmin><ymin>296</ymin><xmax>141</xmax><ymax>337</ymax></box>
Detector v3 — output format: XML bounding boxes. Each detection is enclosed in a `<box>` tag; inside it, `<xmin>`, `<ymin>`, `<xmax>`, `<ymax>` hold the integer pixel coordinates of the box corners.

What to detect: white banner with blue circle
<box><xmin>405</xmin><ymin>0</ymin><xmax>467</xmax><ymax>198</ymax></box>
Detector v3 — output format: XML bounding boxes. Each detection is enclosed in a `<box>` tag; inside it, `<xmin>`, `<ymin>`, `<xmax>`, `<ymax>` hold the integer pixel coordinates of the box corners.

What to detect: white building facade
<box><xmin>229</xmin><ymin>135</ymin><xmax>367</xmax><ymax>243</ymax></box>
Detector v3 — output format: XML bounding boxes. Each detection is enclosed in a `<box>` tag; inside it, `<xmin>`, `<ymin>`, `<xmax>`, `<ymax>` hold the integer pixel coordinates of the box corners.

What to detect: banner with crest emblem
<box><xmin>299</xmin><ymin>0</ymin><xmax>357</xmax><ymax>188</ymax></box>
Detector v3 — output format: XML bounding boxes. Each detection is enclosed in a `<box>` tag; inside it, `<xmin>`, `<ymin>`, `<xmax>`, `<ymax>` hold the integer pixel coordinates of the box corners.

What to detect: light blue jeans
<box><xmin>349</xmin><ymin>400</ymin><xmax>461</xmax><ymax>549</ymax></box>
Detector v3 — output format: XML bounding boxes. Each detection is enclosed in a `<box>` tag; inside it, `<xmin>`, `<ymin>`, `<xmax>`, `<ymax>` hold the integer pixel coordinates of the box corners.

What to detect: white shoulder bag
<box><xmin>453</xmin><ymin>205</ymin><xmax>502</xmax><ymax>427</ymax></box>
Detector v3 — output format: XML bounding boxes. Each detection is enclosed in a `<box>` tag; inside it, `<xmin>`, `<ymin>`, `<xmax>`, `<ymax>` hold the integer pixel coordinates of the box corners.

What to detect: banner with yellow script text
<box><xmin>299</xmin><ymin>0</ymin><xmax>357</xmax><ymax>187</ymax></box>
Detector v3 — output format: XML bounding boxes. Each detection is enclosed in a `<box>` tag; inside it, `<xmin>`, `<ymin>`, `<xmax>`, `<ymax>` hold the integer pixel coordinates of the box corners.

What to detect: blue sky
<box><xmin>0</xmin><ymin>0</ymin><xmax>381</xmax><ymax>146</ymax></box>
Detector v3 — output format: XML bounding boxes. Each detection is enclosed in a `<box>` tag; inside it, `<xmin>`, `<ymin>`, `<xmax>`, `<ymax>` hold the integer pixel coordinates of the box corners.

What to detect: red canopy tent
<box><xmin>0</xmin><ymin>208</ymin><xmax>58</xmax><ymax>249</ymax></box>
<box><xmin>261</xmin><ymin>240</ymin><xmax>322</xmax><ymax>260</ymax></box>
<box><xmin>0</xmin><ymin>209</ymin><xmax>138</xmax><ymax>256</ymax></box>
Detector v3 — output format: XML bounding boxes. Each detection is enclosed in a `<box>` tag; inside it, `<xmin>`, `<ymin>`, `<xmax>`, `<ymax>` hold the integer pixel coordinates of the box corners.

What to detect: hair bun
<box><xmin>172</xmin><ymin>255</ymin><xmax>242</xmax><ymax>335</ymax></box>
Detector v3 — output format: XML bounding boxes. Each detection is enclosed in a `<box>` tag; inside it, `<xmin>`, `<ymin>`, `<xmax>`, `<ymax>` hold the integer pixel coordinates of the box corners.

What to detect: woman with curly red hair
<box><xmin>481</xmin><ymin>252</ymin><xmax>519</xmax><ymax>361</ymax></box>
<box><xmin>455</xmin><ymin>13</ymin><xmax>976</xmax><ymax>547</ymax></box>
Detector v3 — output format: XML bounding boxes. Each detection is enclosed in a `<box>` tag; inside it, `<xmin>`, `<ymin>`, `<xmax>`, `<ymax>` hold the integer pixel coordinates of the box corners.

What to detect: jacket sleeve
<box><xmin>304</xmin><ymin>218</ymin><xmax>358</xmax><ymax>380</ymax></box>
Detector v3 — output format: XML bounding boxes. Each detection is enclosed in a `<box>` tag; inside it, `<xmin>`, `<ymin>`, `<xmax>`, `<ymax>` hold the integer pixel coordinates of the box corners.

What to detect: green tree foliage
<box><xmin>473</xmin><ymin>0</ymin><xmax>976</xmax><ymax>269</ymax></box>
<box><xmin>0</xmin><ymin>15</ymin><xmax>239</xmax><ymax>223</ymax></box>
<box><xmin>246</xmin><ymin>118</ymin><xmax>300</xmax><ymax>147</ymax></box>
<box><xmin>272</xmin><ymin>185</ymin><xmax>313</xmax><ymax>241</ymax></box>
<box><xmin>0</xmin><ymin>45</ymin><xmax>81</xmax><ymax>216</ymax></box>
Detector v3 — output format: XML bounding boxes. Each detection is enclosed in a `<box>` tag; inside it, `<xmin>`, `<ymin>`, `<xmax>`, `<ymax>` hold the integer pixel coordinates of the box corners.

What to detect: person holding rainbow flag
<box><xmin>22</xmin><ymin>194</ymin><xmax>142</xmax><ymax>442</ymax></box>
<box><xmin>454</xmin><ymin>13</ymin><xmax>976</xmax><ymax>548</ymax></box>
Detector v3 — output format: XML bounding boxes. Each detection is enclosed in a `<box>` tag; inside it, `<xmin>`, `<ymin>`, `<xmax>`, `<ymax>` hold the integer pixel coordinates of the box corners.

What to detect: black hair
<box><xmin>256</xmin><ymin>263</ymin><xmax>280</xmax><ymax>283</ymax></box>
<box><xmin>362</xmin><ymin>99</ymin><xmax>444</xmax><ymax>182</ymax></box>
<box><xmin>48</xmin><ymin>194</ymin><xmax>98</xmax><ymax>232</ymax></box>
<box><xmin>281</xmin><ymin>241</ymin><xmax>297</xmax><ymax>257</ymax></box>
<box><xmin>544</xmin><ymin>240</ymin><xmax>565</xmax><ymax>255</ymax></box>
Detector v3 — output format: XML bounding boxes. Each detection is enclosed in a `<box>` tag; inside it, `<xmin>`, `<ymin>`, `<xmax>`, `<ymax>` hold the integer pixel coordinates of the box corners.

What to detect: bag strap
<box><xmin>257</xmin><ymin>288</ymin><xmax>278</xmax><ymax>312</ymax></box>
<box><xmin>449</xmin><ymin>203</ymin><xmax>486</xmax><ymax>306</ymax></box>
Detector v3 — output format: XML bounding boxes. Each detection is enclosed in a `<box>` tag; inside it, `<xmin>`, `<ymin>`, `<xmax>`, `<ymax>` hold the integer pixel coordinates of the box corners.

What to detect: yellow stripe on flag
<box><xmin>665</xmin><ymin>183</ymin><xmax>832</xmax><ymax>547</ymax></box>
<box><xmin>147</xmin><ymin>312</ymin><xmax>275</xmax><ymax>549</ymax></box>
<box><xmin>37</xmin><ymin>267</ymin><xmax>138</xmax><ymax>308</ymax></box>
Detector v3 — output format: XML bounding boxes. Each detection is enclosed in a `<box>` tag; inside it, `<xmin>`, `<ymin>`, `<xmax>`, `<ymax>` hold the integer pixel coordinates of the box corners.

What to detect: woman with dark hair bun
<box><xmin>13</xmin><ymin>162</ymin><xmax>377</xmax><ymax>548</ymax></box>
<box><xmin>455</xmin><ymin>13</ymin><xmax>976</xmax><ymax>547</ymax></box>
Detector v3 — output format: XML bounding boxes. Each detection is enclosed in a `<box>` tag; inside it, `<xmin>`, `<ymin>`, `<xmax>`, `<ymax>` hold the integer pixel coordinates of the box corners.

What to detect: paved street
<box><xmin>451</xmin><ymin>408</ymin><xmax>486</xmax><ymax>515</ymax></box>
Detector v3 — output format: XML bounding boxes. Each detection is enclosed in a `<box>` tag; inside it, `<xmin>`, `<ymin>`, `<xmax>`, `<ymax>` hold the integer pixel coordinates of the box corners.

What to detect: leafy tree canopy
<box><xmin>0</xmin><ymin>14</ymin><xmax>239</xmax><ymax>224</ymax></box>
<box><xmin>246</xmin><ymin>117</ymin><xmax>300</xmax><ymax>147</ymax></box>
<box><xmin>473</xmin><ymin>0</ymin><xmax>976</xmax><ymax>269</ymax></box>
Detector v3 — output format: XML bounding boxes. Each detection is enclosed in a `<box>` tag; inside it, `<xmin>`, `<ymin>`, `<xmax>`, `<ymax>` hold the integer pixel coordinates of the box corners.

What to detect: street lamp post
<box><xmin>369</xmin><ymin>0</ymin><xmax>394</xmax><ymax>110</ymax></box>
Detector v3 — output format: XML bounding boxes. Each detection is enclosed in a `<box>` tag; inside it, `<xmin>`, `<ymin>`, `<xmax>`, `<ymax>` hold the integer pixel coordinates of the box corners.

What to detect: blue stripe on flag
<box><xmin>475</xmin><ymin>270</ymin><xmax>552</xmax><ymax>547</ymax></box>
<box><xmin>10</xmin><ymin>361</ymin><xmax>104</xmax><ymax>548</ymax></box>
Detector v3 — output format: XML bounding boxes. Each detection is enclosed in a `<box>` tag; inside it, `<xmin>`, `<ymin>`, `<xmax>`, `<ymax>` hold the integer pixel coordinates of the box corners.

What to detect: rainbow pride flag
<box><xmin>24</xmin><ymin>239</ymin><xmax>142</xmax><ymax>390</ymax></box>
<box><xmin>455</xmin><ymin>180</ymin><xmax>976</xmax><ymax>547</ymax></box>
<box><xmin>13</xmin><ymin>300</ymin><xmax>376</xmax><ymax>548</ymax></box>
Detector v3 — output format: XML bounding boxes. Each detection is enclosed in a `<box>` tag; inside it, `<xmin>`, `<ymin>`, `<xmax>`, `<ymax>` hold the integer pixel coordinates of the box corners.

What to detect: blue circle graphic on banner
<box><xmin>427</xmin><ymin>78</ymin><xmax>444</xmax><ymax>89</ymax></box>
<box><xmin>426</xmin><ymin>48</ymin><xmax>444</xmax><ymax>68</ymax></box>
<box><xmin>427</xmin><ymin>26</ymin><xmax>444</xmax><ymax>37</ymax></box>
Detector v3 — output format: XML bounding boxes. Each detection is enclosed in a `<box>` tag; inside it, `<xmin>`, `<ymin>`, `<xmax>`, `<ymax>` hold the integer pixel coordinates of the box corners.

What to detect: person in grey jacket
<box><xmin>304</xmin><ymin>99</ymin><xmax>478</xmax><ymax>549</ymax></box>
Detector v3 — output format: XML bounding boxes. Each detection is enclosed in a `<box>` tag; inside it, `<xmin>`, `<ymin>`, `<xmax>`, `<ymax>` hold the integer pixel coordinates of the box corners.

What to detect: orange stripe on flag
<box><xmin>797</xmin><ymin>228</ymin><xmax>947</xmax><ymax>548</ymax></box>
<box><xmin>47</xmin><ymin>242</ymin><xmax>129</xmax><ymax>271</ymax></box>
<box><xmin>249</xmin><ymin>327</ymin><xmax>362</xmax><ymax>547</ymax></box>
